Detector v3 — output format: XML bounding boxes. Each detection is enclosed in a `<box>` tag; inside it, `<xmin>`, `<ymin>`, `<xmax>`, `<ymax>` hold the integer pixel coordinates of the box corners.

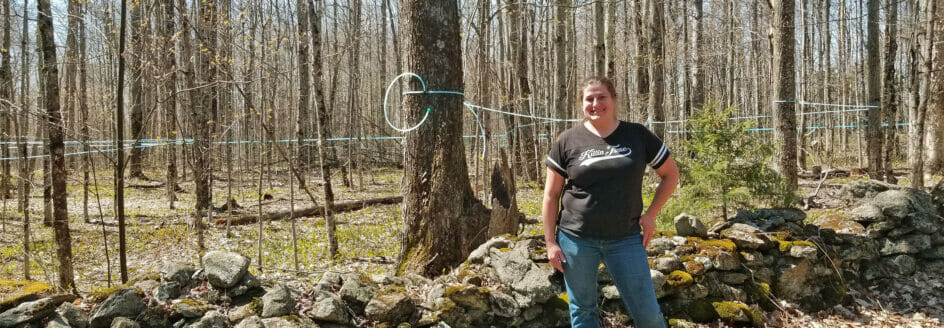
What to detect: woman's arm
<box><xmin>543</xmin><ymin>168</ymin><xmax>566</xmax><ymax>272</ymax></box>
<box><xmin>640</xmin><ymin>156</ymin><xmax>679</xmax><ymax>247</ymax></box>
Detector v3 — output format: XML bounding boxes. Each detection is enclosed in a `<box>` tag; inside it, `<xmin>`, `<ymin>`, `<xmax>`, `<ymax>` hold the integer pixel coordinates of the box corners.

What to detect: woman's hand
<box><xmin>546</xmin><ymin>242</ymin><xmax>566</xmax><ymax>272</ymax></box>
<box><xmin>640</xmin><ymin>213</ymin><xmax>656</xmax><ymax>248</ymax></box>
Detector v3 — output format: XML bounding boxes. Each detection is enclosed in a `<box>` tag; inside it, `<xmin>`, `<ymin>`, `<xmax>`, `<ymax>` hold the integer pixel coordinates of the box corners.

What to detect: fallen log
<box><xmin>212</xmin><ymin>195</ymin><xmax>403</xmax><ymax>226</ymax></box>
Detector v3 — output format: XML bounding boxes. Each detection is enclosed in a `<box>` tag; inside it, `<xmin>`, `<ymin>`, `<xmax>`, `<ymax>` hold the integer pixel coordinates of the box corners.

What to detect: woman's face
<box><xmin>581</xmin><ymin>82</ymin><xmax>616</xmax><ymax>122</ymax></box>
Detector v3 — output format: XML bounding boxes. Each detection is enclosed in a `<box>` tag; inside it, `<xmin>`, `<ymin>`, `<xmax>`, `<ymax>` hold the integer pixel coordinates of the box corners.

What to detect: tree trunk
<box><xmin>0</xmin><ymin>0</ymin><xmax>11</xmax><ymax>205</ymax></box>
<box><xmin>397</xmin><ymin>0</ymin><xmax>489</xmax><ymax>277</ymax></box>
<box><xmin>193</xmin><ymin>0</ymin><xmax>217</xmax><ymax>214</ymax></box>
<box><xmin>648</xmin><ymin>0</ymin><xmax>665</xmax><ymax>139</ymax></box>
<box><xmin>161</xmin><ymin>0</ymin><xmax>178</xmax><ymax>207</ymax></box>
<box><xmin>128</xmin><ymin>0</ymin><xmax>146</xmax><ymax>178</ymax></box>
<box><xmin>910</xmin><ymin>0</ymin><xmax>936</xmax><ymax>188</ymax></box>
<box><xmin>114</xmin><ymin>0</ymin><xmax>129</xmax><ymax>283</ymax></box>
<box><xmin>635</xmin><ymin>0</ymin><xmax>649</xmax><ymax>118</ymax></box>
<box><xmin>554</xmin><ymin>0</ymin><xmax>569</xmax><ymax>135</ymax></box>
<box><xmin>866</xmin><ymin>0</ymin><xmax>883</xmax><ymax>176</ymax></box>
<box><xmin>38</xmin><ymin>0</ymin><xmax>75</xmax><ymax>292</ymax></box>
<box><xmin>882</xmin><ymin>0</ymin><xmax>898</xmax><ymax>182</ymax></box>
<box><xmin>777</xmin><ymin>0</ymin><xmax>798</xmax><ymax>192</ymax></box>
<box><xmin>691</xmin><ymin>0</ymin><xmax>705</xmax><ymax>109</ymax></box>
<box><xmin>926</xmin><ymin>0</ymin><xmax>944</xmax><ymax>175</ymax></box>
<box><xmin>309</xmin><ymin>0</ymin><xmax>339</xmax><ymax>258</ymax></box>
<box><xmin>297</xmin><ymin>0</ymin><xmax>312</xmax><ymax>174</ymax></box>
<box><xmin>592</xmin><ymin>0</ymin><xmax>604</xmax><ymax>76</ymax></box>
<box><xmin>17</xmin><ymin>0</ymin><xmax>30</xmax><ymax>280</ymax></box>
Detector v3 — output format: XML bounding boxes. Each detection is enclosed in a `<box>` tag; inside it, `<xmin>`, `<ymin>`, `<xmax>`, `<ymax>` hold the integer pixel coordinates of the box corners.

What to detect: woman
<box><xmin>543</xmin><ymin>76</ymin><xmax>679</xmax><ymax>328</ymax></box>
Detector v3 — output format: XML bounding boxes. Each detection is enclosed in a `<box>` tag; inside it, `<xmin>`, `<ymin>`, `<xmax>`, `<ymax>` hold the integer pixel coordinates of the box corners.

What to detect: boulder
<box><xmin>152</xmin><ymin>282</ymin><xmax>181</xmax><ymax>303</ymax></box>
<box><xmin>364</xmin><ymin>286</ymin><xmax>414</xmax><ymax>324</ymax></box>
<box><xmin>48</xmin><ymin>302</ymin><xmax>88</xmax><ymax>328</ymax></box>
<box><xmin>720</xmin><ymin>224</ymin><xmax>770</xmax><ymax>250</ymax></box>
<box><xmin>848</xmin><ymin>204</ymin><xmax>886</xmax><ymax>222</ymax></box>
<box><xmin>880</xmin><ymin>235</ymin><xmax>932</xmax><ymax>255</ymax></box>
<box><xmin>651</xmin><ymin>270</ymin><xmax>667</xmax><ymax>298</ymax></box>
<box><xmin>161</xmin><ymin>263</ymin><xmax>196</xmax><ymax>286</ymax></box>
<box><xmin>468</xmin><ymin>236</ymin><xmax>512</xmax><ymax>264</ymax></box>
<box><xmin>487</xmin><ymin>291</ymin><xmax>519</xmax><ymax>318</ymax></box>
<box><xmin>840</xmin><ymin>180</ymin><xmax>895</xmax><ymax>199</ymax></box>
<box><xmin>309</xmin><ymin>292</ymin><xmax>349</xmax><ymax>324</ymax></box>
<box><xmin>601</xmin><ymin>285</ymin><xmax>620</xmax><ymax>300</ymax></box>
<box><xmin>789</xmin><ymin>245</ymin><xmax>818</xmax><ymax>259</ymax></box>
<box><xmin>261</xmin><ymin>284</ymin><xmax>295</xmax><ymax>318</ymax></box>
<box><xmin>445</xmin><ymin>284</ymin><xmax>490</xmax><ymax>312</ymax></box>
<box><xmin>906</xmin><ymin>214</ymin><xmax>940</xmax><ymax>234</ymax></box>
<box><xmin>316</xmin><ymin>271</ymin><xmax>342</xmax><ymax>291</ymax></box>
<box><xmin>653</xmin><ymin>255</ymin><xmax>683</xmax><ymax>273</ymax></box>
<box><xmin>674</xmin><ymin>213</ymin><xmax>707</xmax><ymax>238</ymax></box>
<box><xmin>260</xmin><ymin>316</ymin><xmax>318</xmax><ymax>328</ymax></box>
<box><xmin>883</xmin><ymin>255</ymin><xmax>916</xmax><ymax>276</ymax></box>
<box><xmin>202</xmin><ymin>251</ymin><xmax>250</xmax><ymax>289</ymax></box>
<box><xmin>234</xmin><ymin>316</ymin><xmax>264</xmax><ymax>328</ymax></box>
<box><xmin>0</xmin><ymin>294</ymin><xmax>77</xmax><ymax>327</ymax></box>
<box><xmin>813</xmin><ymin>214</ymin><xmax>866</xmax><ymax>236</ymax></box>
<box><xmin>109</xmin><ymin>317</ymin><xmax>140</xmax><ymax>328</ymax></box>
<box><xmin>711</xmin><ymin>251</ymin><xmax>740</xmax><ymax>271</ymax></box>
<box><xmin>872</xmin><ymin>190</ymin><xmax>915</xmax><ymax>219</ymax></box>
<box><xmin>0</xmin><ymin>280</ymin><xmax>53</xmax><ymax>313</ymax></box>
<box><xmin>865</xmin><ymin>221</ymin><xmax>897</xmax><ymax>238</ymax></box>
<box><xmin>338</xmin><ymin>273</ymin><xmax>375</xmax><ymax>315</ymax></box>
<box><xmin>135</xmin><ymin>307</ymin><xmax>170</xmax><ymax>328</ymax></box>
<box><xmin>186</xmin><ymin>310</ymin><xmax>228</xmax><ymax>328</ymax></box>
<box><xmin>172</xmin><ymin>299</ymin><xmax>211</xmax><ymax>319</ymax></box>
<box><xmin>647</xmin><ymin>237</ymin><xmax>681</xmax><ymax>256</ymax></box>
<box><xmin>90</xmin><ymin>289</ymin><xmax>145</xmax><ymax>328</ymax></box>
<box><xmin>921</xmin><ymin>246</ymin><xmax>944</xmax><ymax>259</ymax></box>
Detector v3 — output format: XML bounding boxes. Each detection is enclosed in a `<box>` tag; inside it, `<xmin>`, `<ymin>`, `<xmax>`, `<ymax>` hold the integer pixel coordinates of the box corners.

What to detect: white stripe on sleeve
<box><xmin>648</xmin><ymin>145</ymin><xmax>668</xmax><ymax>167</ymax></box>
<box><xmin>546</xmin><ymin>156</ymin><xmax>566</xmax><ymax>173</ymax></box>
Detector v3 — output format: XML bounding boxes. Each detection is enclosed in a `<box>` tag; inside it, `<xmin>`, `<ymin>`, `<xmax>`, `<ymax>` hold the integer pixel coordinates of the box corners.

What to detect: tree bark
<box><xmin>926</xmin><ymin>0</ymin><xmax>944</xmax><ymax>175</ymax></box>
<box><xmin>160</xmin><ymin>0</ymin><xmax>178</xmax><ymax>207</ymax></box>
<box><xmin>397</xmin><ymin>0</ymin><xmax>489</xmax><ymax>277</ymax></box>
<box><xmin>592</xmin><ymin>0</ymin><xmax>605</xmax><ymax>76</ymax></box>
<box><xmin>648</xmin><ymin>0</ymin><xmax>665</xmax><ymax>139</ymax></box>
<box><xmin>866</xmin><ymin>0</ymin><xmax>883</xmax><ymax>176</ymax></box>
<box><xmin>777</xmin><ymin>0</ymin><xmax>799</xmax><ymax>192</ymax></box>
<box><xmin>128</xmin><ymin>0</ymin><xmax>146</xmax><ymax>178</ymax></box>
<box><xmin>882</xmin><ymin>0</ymin><xmax>898</xmax><ymax>182</ymax></box>
<box><xmin>38</xmin><ymin>0</ymin><xmax>75</xmax><ymax>292</ymax></box>
<box><xmin>308</xmin><ymin>0</ymin><xmax>339</xmax><ymax>259</ymax></box>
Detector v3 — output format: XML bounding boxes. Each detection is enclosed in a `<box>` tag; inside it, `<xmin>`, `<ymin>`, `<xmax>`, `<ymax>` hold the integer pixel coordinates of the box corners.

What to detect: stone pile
<box><xmin>1</xmin><ymin>181</ymin><xmax>941</xmax><ymax>328</ymax></box>
<box><xmin>815</xmin><ymin>180</ymin><xmax>944</xmax><ymax>279</ymax></box>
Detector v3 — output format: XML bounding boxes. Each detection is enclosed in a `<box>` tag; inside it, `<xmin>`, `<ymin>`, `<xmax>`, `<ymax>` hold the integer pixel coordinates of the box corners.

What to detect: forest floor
<box><xmin>0</xmin><ymin>167</ymin><xmax>941</xmax><ymax>327</ymax></box>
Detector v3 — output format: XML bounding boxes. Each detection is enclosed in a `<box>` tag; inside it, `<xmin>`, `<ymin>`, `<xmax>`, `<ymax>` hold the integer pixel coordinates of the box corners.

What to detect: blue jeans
<box><xmin>558</xmin><ymin>231</ymin><xmax>666</xmax><ymax>328</ymax></box>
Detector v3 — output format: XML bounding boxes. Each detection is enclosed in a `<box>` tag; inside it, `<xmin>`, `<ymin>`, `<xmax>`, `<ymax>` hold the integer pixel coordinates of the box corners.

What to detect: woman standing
<box><xmin>543</xmin><ymin>76</ymin><xmax>678</xmax><ymax>328</ymax></box>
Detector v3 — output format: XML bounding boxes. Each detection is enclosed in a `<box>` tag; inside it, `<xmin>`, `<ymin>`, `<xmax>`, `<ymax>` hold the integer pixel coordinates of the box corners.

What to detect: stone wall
<box><xmin>2</xmin><ymin>181</ymin><xmax>942</xmax><ymax>328</ymax></box>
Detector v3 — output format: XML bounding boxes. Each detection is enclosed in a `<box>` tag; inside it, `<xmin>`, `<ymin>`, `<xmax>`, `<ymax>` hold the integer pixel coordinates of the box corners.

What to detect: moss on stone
<box><xmin>0</xmin><ymin>280</ymin><xmax>52</xmax><ymax>309</ymax></box>
<box><xmin>712</xmin><ymin>301</ymin><xmax>764</xmax><ymax>326</ymax></box>
<box><xmin>683</xmin><ymin>260</ymin><xmax>705</xmax><ymax>276</ymax></box>
<box><xmin>498</xmin><ymin>247</ymin><xmax>511</xmax><ymax>252</ymax></box>
<box><xmin>666</xmin><ymin>271</ymin><xmax>694</xmax><ymax>287</ymax></box>
<box><xmin>777</xmin><ymin>240</ymin><xmax>816</xmax><ymax>252</ymax></box>
<box><xmin>86</xmin><ymin>285</ymin><xmax>143</xmax><ymax>303</ymax></box>
<box><xmin>699</xmin><ymin>239</ymin><xmax>737</xmax><ymax>252</ymax></box>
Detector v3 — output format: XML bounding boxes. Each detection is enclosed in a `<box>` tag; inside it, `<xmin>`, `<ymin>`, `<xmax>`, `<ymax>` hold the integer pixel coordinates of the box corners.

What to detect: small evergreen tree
<box><xmin>667</xmin><ymin>104</ymin><xmax>795</xmax><ymax>222</ymax></box>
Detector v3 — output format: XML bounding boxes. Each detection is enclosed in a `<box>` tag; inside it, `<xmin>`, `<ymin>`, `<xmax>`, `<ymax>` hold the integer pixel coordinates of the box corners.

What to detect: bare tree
<box><xmin>648</xmin><ymin>0</ymin><xmax>665</xmax><ymax>139</ymax></box>
<box><xmin>882</xmin><ymin>0</ymin><xmax>898</xmax><ymax>182</ymax></box>
<box><xmin>909</xmin><ymin>0</ymin><xmax>936</xmax><ymax>187</ymax></box>
<box><xmin>866</xmin><ymin>0</ymin><xmax>883</xmax><ymax>176</ymax></box>
<box><xmin>38</xmin><ymin>0</ymin><xmax>75</xmax><ymax>292</ymax></box>
<box><xmin>397</xmin><ymin>0</ymin><xmax>489</xmax><ymax>276</ymax></box>
<box><xmin>128</xmin><ymin>0</ymin><xmax>146</xmax><ymax>178</ymax></box>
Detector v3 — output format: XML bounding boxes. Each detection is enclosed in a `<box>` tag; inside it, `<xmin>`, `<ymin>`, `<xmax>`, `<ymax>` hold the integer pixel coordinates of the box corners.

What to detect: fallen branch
<box><xmin>212</xmin><ymin>195</ymin><xmax>403</xmax><ymax>226</ymax></box>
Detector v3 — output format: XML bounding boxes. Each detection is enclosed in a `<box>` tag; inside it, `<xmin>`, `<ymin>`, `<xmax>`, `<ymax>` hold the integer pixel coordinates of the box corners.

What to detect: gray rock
<box><xmin>2</xmin><ymin>295</ymin><xmax>77</xmax><ymax>328</ymax></box>
<box><xmin>446</xmin><ymin>284</ymin><xmax>491</xmax><ymax>312</ymax></box>
<box><xmin>488</xmin><ymin>291</ymin><xmax>520</xmax><ymax>318</ymax></box>
<box><xmin>338</xmin><ymin>273</ymin><xmax>375</xmax><ymax>315</ymax></box>
<box><xmin>921</xmin><ymin>246</ymin><xmax>944</xmax><ymax>259</ymax></box>
<box><xmin>721</xmin><ymin>223</ymin><xmax>770</xmax><ymax>250</ymax></box>
<box><xmin>468</xmin><ymin>236</ymin><xmax>512</xmax><ymax>264</ymax></box>
<box><xmin>227</xmin><ymin>303</ymin><xmax>257</xmax><ymax>324</ymax></box>
<box><xmin>717</xmin><ymin>284</ymin><xmax>749</xmax><ymax>303</ymax></box>
<box><xmin>228</xmin><ymin>272</ymin><xmax>262</xmax><ymax>298</ymax></box>
<box><xmin>309</xmin><ymin>292</ymin><xmax>349</xmax><ymax>324</ymax></box>
<box><xmin>848</xmin><ymin>204</ymin><xmax>886</xmax><ymax>222</ymax></box>
<box><xmin>927</xmin><ymin>260</ymin><xmax>944</xmax><ymax>274</ymax></box>
<box><xmin>789</xmin><ymin>245</ymin><xmax>818</xmax><ymax>259</ymax></box>
<box><xmin>840</xmin><ymin>180</ymin><xmax>895</xmax><ymax>199</ymax></box>
<box><xmin>933</xmin><ymin>233</ymin><xmax>944</xmax><ymax>246</ymax></box>
<box><xmin>110</xmin><ymin>317</ymin><xmax>140</xmax><ymax>328</ymax></box>
<box><xmin>260</xmin><ymin>317</ymin><xmax>318</xmax><ymax>328</ymax></box>
<box><xmin>90</xmin><ymin>289</ymin><xmax>146</xmax><ymax>328</ymax></box>
<box><xmin>52</xmin><ymin>302</ymin><xmax>88</xmax><ymax>328</ymax></box>
<box><xmin>740</xmin><ymin>251</ymin><xmax>765</xmax><ymax>268</ymax></box>
<box><xmin>234</xmin><ymin>316</ymin><xmax>264</xmax><ymax>328</ymax></box>
<box><xmin>907</xmin><ymin>214</ymin><xmax>940</xmax><ymax>234</ymax></box>
<box><xmin>261</xmin><ymin>285</ymin><xmax>295</xmax><ymax>318</ymax></box>
<box><xmin>880</xmin><ymin>235</ymin><xmax>932</xmax><ymax>255</ymax></box>
<box><xmin>677</xmin><ymin>284</ymin><xmax>709</xmax><ymax>300</ymax></box>
<box><xmin>600</xmin><ymin>285</ymin><xmax>620</xmax><ymax>301</ymax></box>
<box><xmin>733</xmin><ymin>208</ymin><xmax>805</xmax><ymax>229</ymax></box>
<box><xmin>153</xmin><ymin>282</ymin><xmax>181</xmax><ymax>303</ymax></box>
<box><xmin>186</xmin><ymin>310</ymin><xmax>228</xmax><ymax>328</ymax></box>
<box><xmin>162</xmin><ymin>263</ymin><xmax>196</xmax><ymax>286</ymax></box>
<box><xmin>720</xmin><ymin>272</ymin><xmax>749</xmax><ymax>285</ymax></box>
<box><xmin>884</xmin><ymin>254</ymin><xmax>917</xmax><ymax>276</ymax></box>
<box><xmin>674</xmin><ymin>213</ymin><xmax>707</xmax><ymax>238</ymax></box>
<box><xmin>862</xmin><ymin>261</ymin><xmax>886</xmax><ymax>280</ymax></box>
<box><xmin>202</xmin><ymin>251</ymin><xmax>250</xmax><ymax>289</ymax></box>
<box><xmin>651</xmin><ymin>270</ymin><xmax>667</xmax><ymax>298</ymax></box>
<box><xmin>510</xmin><ymin>263</ymin><xmax>559</xmax><ymax>306</ymax></box>
<box><xmin>172</xmin><ymin>300</ymin><xmax>210</xmax><ymax>319</ymax></box>
<box><xmin>646</xmin><ymin>237</ymin><xmax>679</xmax><ymax>256</ymax></box>
<box><xmin>886</xmin><ymin>225</ymin><xmax>916</xmax><ymax>238</ymax></box>
<box><xmin>364</xmin><ymin>287</ymin><xmax>414</xmax><ymax>323</ymax></box>
<box><xmin>653</xmin><ymin>255</ymin><xmax>683</xmax><ymax>273</ymax></box>
<box><xmin>136</xmin><ymin>307</ymin><xmax>169</xmax><ymax>328</ymax></box>
<box><xmin>873</xmin><ymin>190</ymin><xmax>914</xmax><ymax>219</ymax></box>
<box><xmin>316</xmin><ymin>271</ymin><xmax>342</xmax><ymax>290</ymax></box>
<box><xmin>776</xmin><ymin>259</ymin><xmax>817</xmax><ymax>301</ymax></box>
<box><xmin>866</xmin><ymin>221</ymin><xmax>897</xmax><ymax>238</ymax></box>
<box><xmin>711</xmin><ymin>251</ymin><xmax>740</xmax><ymax>271</ymax></box>
<box><xmin>814</xmin><ymin>214</ymin><xmax>867</xmax><ymax>236</ymax></box>
<box><xmin>132</xmin><ymin>280</ymin><xmax>160</xmax><ymax>297</ymax></box>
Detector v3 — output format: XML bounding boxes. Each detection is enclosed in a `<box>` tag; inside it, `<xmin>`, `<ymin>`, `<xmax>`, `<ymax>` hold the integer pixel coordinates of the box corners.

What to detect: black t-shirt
<box><xmin>545</xmin><ymin>121</ymin><xmax>670</xmax><ymax>239</ymax></box>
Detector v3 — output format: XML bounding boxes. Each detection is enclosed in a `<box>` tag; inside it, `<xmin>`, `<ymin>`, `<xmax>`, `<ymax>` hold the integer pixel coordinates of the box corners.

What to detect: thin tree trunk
<box><xmin>38</xmin><ymin>0</ymin><xmax>75</xmax><ymax>292</ymax></box>
<box><xmin>128</xmin><ymin>0</ymin><xmax>146</xmax><ymax>178</ymax></box>
<box><xmin>648</xmin><ymin>0</ymin><xmax>665</xmax><ymax>139</ymax></box>
<box><xmin>866</xmin><ymin>0</ymin><xmax>883</xmax><ymax>176</ymax></box>
<box><xmin>778</xmin><ymin>0</ymin><xmax>799</xmax><ymax>192</ymax></box>
<box><xmin>161</xmin><ymin>0</ymin><xmax>178</xmax><ymax>208</ymax></box>
<box><xmin>910</xmin><ymin>0</ymin><xmax>936</xmax><ymax>188</ymax></box>
<box><xmin>114</xmin><ymin>0</ymin><xmax>129</xmax><ymax>284</ymax></box>
<box><xmin>882</xmin><ymin>0</ymin><xmax>898</xmax><ymax>182</ymax></box>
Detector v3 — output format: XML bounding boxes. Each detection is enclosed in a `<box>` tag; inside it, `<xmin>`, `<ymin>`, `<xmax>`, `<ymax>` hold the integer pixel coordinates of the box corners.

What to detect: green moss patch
<box><xmin>666</xmin><ymin>271</ymin><xmax>694</xmax><ymax>287</ymax></box>
<box><xmin>777</xmin><ymin>240</ymin><xmax>816</xmax><ymax>253</ymax></box>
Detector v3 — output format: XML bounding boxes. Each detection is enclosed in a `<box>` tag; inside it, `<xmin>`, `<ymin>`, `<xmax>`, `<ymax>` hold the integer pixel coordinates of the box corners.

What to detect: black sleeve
<box><xmin>545</xmin><ymin>135</ymin><xmax>569</xmax><ymax>178</ymax></box>
<box><xmin>642</xmin><ymin>126</ymin><xmax>670</xmax><ymax>169</ymax></box>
